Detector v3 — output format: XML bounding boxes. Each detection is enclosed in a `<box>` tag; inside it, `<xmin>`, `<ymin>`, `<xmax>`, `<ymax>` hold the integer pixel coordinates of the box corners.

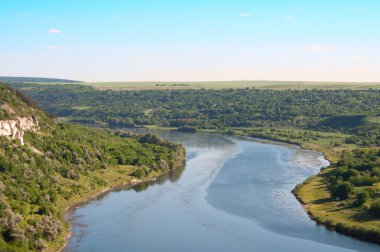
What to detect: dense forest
<box><xmin>9</xmin><ymin>83</ymin><xmax>380</xmax><ymax>146</ymax></box>
<box><xmin>0</xmin><ymin>83</ymin><xmax>184</xmax><ymax>251</ymax></box>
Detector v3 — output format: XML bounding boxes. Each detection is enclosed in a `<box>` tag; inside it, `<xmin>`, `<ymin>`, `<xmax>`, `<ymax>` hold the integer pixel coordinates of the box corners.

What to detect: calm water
<box><xmin>64</xmin><ymin>131</ymin><xmax>380</xmax><ymax>252</ymax></box>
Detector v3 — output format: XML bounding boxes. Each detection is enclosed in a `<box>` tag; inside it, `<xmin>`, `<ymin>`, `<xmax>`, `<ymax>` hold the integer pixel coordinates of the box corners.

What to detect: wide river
<box><xmin>64</xmin><ymin>130</ymin><xmax>380</xmax><ymax>252</ymax></box>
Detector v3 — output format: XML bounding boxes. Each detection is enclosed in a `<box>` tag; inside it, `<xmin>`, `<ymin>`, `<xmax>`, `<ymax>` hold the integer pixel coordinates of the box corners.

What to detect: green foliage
<box><xmin>9</xmin><ymin>83</ymin><xmax>380</xmax><ymax>146</ymax></box>
<box><xmin>355</xmin><ymin>191</ymin><xmax>370</xmax><ymax>207</ymax></box>
<box><xmin>331</xmin><ymin>182</ymin><xmax>354</xmax><ymax>200</ymax></box>
<box><xmin>329</xmin><ymin>149</ymin><xmax>380</xmax><ymax>216</ymax></box>
<box><xmin>0</xmin><ymin>83</ymin><xmax>184</xmax><ymax>251</ymax></box>
<box><xmin>369</xmin><ymin>200</ymin><xmax>380</xmax><ymax>217</ymax></box>
<box><xmin>177</xmin><ymin>126</ymin><xmax>198</xmax><ymax>133</ymax></box>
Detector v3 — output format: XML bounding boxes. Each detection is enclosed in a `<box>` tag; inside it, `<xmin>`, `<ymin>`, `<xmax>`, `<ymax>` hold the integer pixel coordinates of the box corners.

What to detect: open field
<box><xmin>84</xmin><ymin>81</ymin><xmax>380</xmax><ymax>90</ymax></box>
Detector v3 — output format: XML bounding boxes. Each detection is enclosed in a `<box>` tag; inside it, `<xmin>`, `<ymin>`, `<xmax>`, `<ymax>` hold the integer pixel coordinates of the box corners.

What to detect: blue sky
<box><xmin>1</xmin><ymin>0</ymin><xmax>379</xmax><ymax>82</ymax></box>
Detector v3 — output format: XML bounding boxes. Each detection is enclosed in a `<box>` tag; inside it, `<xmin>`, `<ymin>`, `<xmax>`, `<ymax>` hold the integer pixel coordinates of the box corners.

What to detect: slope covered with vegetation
<box><xmin>0</xmin><ymin>77</ymin><xmax>81</xmax><ymax>84</ymax></box>
<box><xmin>0</xmin><ymin>83</ymin><xmax>185</xmax><ymax>251</ymax></box>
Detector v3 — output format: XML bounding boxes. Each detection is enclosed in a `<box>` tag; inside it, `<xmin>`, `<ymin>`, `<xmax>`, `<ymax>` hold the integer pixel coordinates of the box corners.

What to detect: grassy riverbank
<box><xmin>198</xmin><ymin>126</ymin><xmax>380</xmax><ymax>245</ymax></box>
<box><xmin>51</xmin><ymin>147</ymin><xmax>185</xmax><ymax>252</ymax></box>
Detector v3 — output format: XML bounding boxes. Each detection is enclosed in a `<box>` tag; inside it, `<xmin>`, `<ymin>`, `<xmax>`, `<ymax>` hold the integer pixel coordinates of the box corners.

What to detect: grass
<box><xmin>46</xmin><ymin>151</ymin><xmax>185</xmax><ymax>252</ymax></box>
<box><xmin>45</xmin><ymin>165</ymin><xmax>142</xmax><ymax>251</ymax></box>
<box><xmin>180</xmin><ymin>125</ymin><xmax>380</xmax><ymax>243</ymax></box>
<box><xmin>71</xmin><ymin>106</ymin><xmax>92</xmax><ymax>110</ymax></box>
<box><xmin>367</xmin><ymin>116</ymin><xmax>380</xmax><ymax>124</ymax></box>
<box><xmin>294</xmin><ymin>168</ymin><xmax>380</xmax><ymax>244</ymax></box>
<box><xmin>83</xmin><ymin>81</ymin><xmax>380</xmax><ymax>90</ymax></box>
<box><xmin>203</xmin><ymin>126</ymin><xmax>355</xmax><ymax>162</ymax></box>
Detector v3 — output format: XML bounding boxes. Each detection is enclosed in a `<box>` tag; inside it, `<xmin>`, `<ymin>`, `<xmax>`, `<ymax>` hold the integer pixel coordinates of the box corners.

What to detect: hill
<box><xmin>0</xmin><ymin>83</ymin><xmax>184</xmax><ymax>251</ymax></box>
<box><xmin>0</xmin><ymin>77</ymin><xmax>82</xmax><ymax>84</ymax></box>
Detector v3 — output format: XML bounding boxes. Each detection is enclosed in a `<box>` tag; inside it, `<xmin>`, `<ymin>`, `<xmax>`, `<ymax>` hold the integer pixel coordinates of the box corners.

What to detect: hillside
<box><xmin>0</xmin><ymin>83</ymin><xmax>185</xmax><ymax>251</ymax></box>
<box><xmin>0</xmin><ymin>77</ymin><xmax>82</xmax><ymax>84</ymax></box>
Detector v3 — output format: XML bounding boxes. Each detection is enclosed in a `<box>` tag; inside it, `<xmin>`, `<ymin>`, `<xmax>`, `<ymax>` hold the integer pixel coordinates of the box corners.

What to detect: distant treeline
<box><xmin>9</xmin><ymin>83</ymin><xmax>380</xmax><ymax>146</ymax></box>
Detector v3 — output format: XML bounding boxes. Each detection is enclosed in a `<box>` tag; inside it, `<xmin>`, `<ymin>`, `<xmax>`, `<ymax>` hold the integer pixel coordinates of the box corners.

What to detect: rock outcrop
<box><xmin>0</xmin><ymin>116</ymin><xmax>38</xmax><ymax>145</ymax></box>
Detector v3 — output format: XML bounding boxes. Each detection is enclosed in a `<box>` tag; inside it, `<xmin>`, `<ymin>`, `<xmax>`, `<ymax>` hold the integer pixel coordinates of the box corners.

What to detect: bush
<box><xmin>131</xmin><ymin>169</ymin><xmax>145</xmax><ymax>178</ymax></box>
<box><xmin>355</xmin><ymin>191</ymin><xmax>369</xmax><ymax>207</ymax></box>
<box><xmin>369</xmin><ymin>200</ymin><xmax>380</xmax><ymax>217</ymax></box>
<box><xmin>331</xmin><ymin>182</ymin><xmax>354</xmax><ymax>200</ymax></box>
<box><xmin>177</xmin><ymin>126</ymin><xmax>197</xmax><ymax>133</ymax></box>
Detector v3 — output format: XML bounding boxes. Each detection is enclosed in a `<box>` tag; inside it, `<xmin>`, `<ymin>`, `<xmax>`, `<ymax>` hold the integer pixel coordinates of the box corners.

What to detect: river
<box><xmin>64</xmin><ymin>130</ymin><xmax>380</xmax><ymax>252</ymax></box>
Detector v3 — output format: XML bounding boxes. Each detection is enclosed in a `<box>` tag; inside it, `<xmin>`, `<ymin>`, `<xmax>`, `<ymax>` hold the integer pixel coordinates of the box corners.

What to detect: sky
<box><xmin>1</xmin><ymin>0</ymin><xmax>380</xmax><ymax>82</ymax></box>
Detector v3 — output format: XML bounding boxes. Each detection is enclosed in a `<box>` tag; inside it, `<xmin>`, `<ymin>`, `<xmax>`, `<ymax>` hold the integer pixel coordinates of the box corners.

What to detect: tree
<box><xmin>355</xmin><ymin>191</ymin><xmax>369</xmax><ymax>206</ymax></box>
<box><xmin>369</xmin><ymin>200</ymin><xmax>380</xmax><ymax>217</ymax></box>
<box><xmin>331</xmin><ymin>182</ymin><xmax>354</xmax><ymax>200</ymax></box>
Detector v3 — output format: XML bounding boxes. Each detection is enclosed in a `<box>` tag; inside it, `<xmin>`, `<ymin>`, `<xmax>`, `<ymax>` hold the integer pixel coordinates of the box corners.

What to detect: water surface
<box><xmin>65</xmin><ymin>131</ymin><xmax>379</xmax><ymax>252</ymax></box>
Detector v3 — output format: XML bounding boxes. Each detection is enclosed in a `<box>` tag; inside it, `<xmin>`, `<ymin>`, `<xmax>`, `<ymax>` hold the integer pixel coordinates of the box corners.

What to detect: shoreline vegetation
<box><xmin>0</xmin><ymin>83</ymin><xmax>187</xmax><ymax>252</ymax></box>
<box><xmin>85</xmin><ymin>123</ymin><xmax>380</xmax><ymax>246</ymax></box>
<box><xmin>196</xmin><ymin>127</ymin><xmax>380</xmax><ymax>245</ymax></box>
<box><xmin>141</xmin><ymin>124</ymin><xmax>380</xmax><ymax>245</ymax></box>
<box><xmin>3</xmin><ymin>81</ymin><xmax>380</xmax><ymax>249</ymax></box>
<box><xmin>56</xmin><ymin>149</ymin><xmax>185</xmax><ymax>252</ymax></box>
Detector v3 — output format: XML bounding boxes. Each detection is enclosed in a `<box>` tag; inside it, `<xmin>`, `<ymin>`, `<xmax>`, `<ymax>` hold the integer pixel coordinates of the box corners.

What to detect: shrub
<box><xmin>355</xmin><ymin>191</ymin><xmax>369</xmax><ymax>207</ymax></box>
<box><xmin>369</xmin><ymin>200</ymin><xmax>380</xmax><ymax>217</ymax></box>
<box><xmin>331</xmin><ymin>182</ymin><xmax>354</xmax><ymax>200</ymax></box>
<box><xmin>131</xmin><ymin>169</ymin><xmax>145</xmax><ymax>178</ymax></box>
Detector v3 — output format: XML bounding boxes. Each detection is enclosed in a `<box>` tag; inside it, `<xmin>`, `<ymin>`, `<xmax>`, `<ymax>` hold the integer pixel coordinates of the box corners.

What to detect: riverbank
<box><xmin>199</xmin><ymin>126</ymin><xmax>380</xmax><ymax>246</ymax></box>
<box><xmin>58</xmin><ymin>123</ymin><xmax>380</xmax><ymax>249</ymax></box>
<box><xmin>47</xmin><ymin>146</ymin><xmax>186</xmax><ymax>252</ymax></box>
<box><xmin>292</xmin><ymin>168</ymin><xmax>380</xmax><ymax>245</ymax></box>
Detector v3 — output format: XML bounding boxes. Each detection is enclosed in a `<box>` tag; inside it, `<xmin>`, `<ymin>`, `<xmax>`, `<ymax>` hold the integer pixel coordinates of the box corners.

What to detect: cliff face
<box><xmin>0</xmin><ymin>116</ymin><xmax>38</xmax><ymax>145</ymax></box>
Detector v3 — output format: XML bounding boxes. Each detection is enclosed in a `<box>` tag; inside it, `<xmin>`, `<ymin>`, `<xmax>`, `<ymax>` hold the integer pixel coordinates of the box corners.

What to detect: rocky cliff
<box><xmin>0</xmin><ymin>116</ymin><xmax>38</xmax><ymax>145</ymax></box>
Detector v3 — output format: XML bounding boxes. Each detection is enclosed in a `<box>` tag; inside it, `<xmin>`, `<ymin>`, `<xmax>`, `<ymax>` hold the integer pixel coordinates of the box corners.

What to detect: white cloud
<box><xmin>46</xmin><ymin>45</ymin><xmax>59</xmax><ymax>49</ymax></box>
<box><xmin>352</xmin><ymin>56</ymin><xmax>366</xmax><ymax>62</ymax></box>
<box><xmin>239</xmin><ymin>13</ymin><xmax>252</xmax><ymax>17</ymax></box>
<box><xmin>284</xmin><ymin>16</ymin><xmax>296</xmax><ymax>20</ymax></box>
<box><xmin>47</xmin><ymin>28</ymin><xmax>62</xmax><ymax>34</ymax></box>
<box><xmin>303</xmin><ymin>45</ymin><xmax>333</xmax><ymax>52</ymax></box>
<box><xmin>128</xmin><ymin>56</ymin><xmax>152</xmax><ymax>62</ymax></box>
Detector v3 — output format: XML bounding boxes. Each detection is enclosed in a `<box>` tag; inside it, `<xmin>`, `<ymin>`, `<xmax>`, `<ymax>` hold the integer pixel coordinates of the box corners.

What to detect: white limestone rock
<box><xmin>0</xmin><ymin>116</ymin><xmax>38</xmax><ymax>145</ymax></box>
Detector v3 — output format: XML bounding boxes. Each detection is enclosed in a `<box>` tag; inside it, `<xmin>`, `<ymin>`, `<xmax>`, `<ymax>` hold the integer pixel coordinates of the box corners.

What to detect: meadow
<box><xmin>84</xmin><ymin>81</ymin><xmax>380</xmax><ymax>90</ymax></box>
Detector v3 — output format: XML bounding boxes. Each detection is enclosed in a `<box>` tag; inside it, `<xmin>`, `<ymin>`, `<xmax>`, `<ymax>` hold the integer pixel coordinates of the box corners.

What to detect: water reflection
<box><xmin>132</xmin><ymin>164</ymin><xmax>186</xmax><ymax>193</ymax></box>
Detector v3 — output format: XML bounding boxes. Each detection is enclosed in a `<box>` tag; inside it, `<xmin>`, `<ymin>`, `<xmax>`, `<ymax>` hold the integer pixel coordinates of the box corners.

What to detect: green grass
<box><xmin>72</xmin><ymin>106</ymin><xmax>92</xmax><ymax>110</ymax></box>
<box><xmin>294</xmin><ymin>168</ymin><xmax>380</xmax><ymax>244</ymax></box>
<box><xmin>202</xmin><ymin>126</ymin><xmax>355</xmax><ymax>162</ymax></box>
<box><xmin>83</xmin><ymin>81</ymin><xmax>380</xmax><ymax>90</ymax></box>
<box><xmin>211</xmin><ymin>125</ymin><xmax>380</xmax><ymax>243</ymax></box>
<box><xmin>367</xmin><ymin>116</ymin><xmax>380</xmax><ymax>124</ymax></box>
<box><xmin>46</xmin><ymin>164</ymin><xmax>175</xmax><ymax>252</ymax></box>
